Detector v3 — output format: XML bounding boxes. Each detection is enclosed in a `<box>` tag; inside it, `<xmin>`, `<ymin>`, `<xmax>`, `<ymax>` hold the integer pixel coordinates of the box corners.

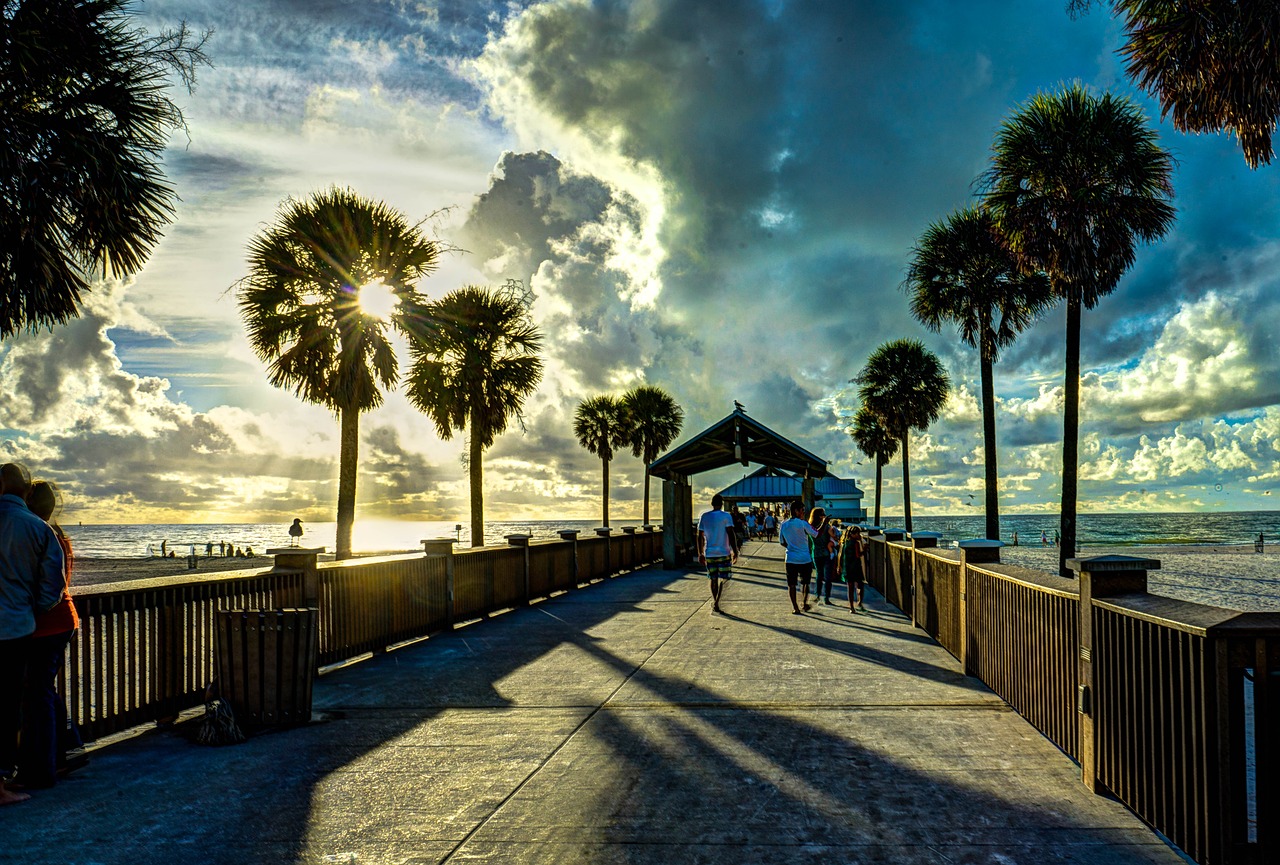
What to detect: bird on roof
<box><xmin>734</xmin><ymin>400</ymin><xmax>745</xmax><ymax>411</ymax></box>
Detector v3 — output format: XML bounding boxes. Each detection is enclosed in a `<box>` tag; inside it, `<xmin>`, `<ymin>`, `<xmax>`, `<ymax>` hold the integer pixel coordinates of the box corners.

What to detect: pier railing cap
<box><xmin>1067</xmin><ymin>554</ymin><xmax>1161</xmax><ymax>573</ymax></box>
<box><xmin>420</xmin><ymin>537</ymin><xmax>457</xmax><ymax>545</ymax></box>
<box><xmin>621</xmin><ymin>526</ymin><xmax>638</xmax><ymax>534</ymax></box>
<box><xmin>909</xmin><ymin>531</ymin><xmax>943</xmax><ymax>539</ymax></box>
<box><xmin>958</xmin><ymin>539</ymin><xmax>1004</xmax><ymax>549</ymax></box>
<box><xmin>267</xmin><ymin>547</ymin><xmax>325</xmax><ymax>556</ymax></box>
<box><xmin>421</xmin><ymin>538</ymin><xmax>457</xmax><ymax>556</ymax></box>
<box><xmin>504</xmin><ymin>534</ymin><xmax>532</xmax><ymax>546</ymax></box>
<box><xmin>557</xmin><ymin>530</ymin><xmax>581</xmax><ymax>540</ymax></box>
<box><xmin>595</xmin><ymin>527</ymin><xmax>613</xmax><ymax>537</ymax></box>
<box><xmin>642</xmin><ymin>524</ymin><xmax>656</xmax><ymax>532</ymax></box>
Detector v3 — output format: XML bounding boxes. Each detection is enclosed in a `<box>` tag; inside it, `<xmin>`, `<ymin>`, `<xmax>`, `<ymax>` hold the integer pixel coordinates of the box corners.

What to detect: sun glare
<box><xmin>357</xmin><ymin>279</ymin><xmax>400</xmax><ymax>320</ymax></box>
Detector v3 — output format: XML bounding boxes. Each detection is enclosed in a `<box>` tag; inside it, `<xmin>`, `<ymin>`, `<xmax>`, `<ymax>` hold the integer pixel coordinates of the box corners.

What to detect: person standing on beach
<box><xmin>697</xmin><ymin>494</ymin><xmax>738</xmax><ymax>614</ymax></box>
<box><xmin>0</xmin><ymin>464</ymin><xmax>65</xmax><ymax>806</ymax></box>
<box><xmin>779</xmin><ymin>500</ymin><xmax>819</xmax><ymax>614</ymax></box>
<box><xmin>18</xmin><ymin>481</ymin><xmax>78</xmax><ymax>790</ymax></box>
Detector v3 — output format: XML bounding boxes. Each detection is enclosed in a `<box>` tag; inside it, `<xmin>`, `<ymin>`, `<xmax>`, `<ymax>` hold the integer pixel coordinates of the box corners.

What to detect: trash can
<box><xmin>215</xmin><ymin>608</ymin><xmax>318</xmax><ymax>730</ymax></box>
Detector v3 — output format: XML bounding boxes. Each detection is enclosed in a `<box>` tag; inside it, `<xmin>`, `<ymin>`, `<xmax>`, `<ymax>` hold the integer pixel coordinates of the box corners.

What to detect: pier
<box><xmin>2</xmin><ymin>535</ymin><xmax>1223</xmax><ymax>864</ymax></box>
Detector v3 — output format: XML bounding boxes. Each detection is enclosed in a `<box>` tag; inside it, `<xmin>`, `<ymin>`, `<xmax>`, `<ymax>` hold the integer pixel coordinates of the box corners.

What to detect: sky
<box><xmin>3</xmin><ymin>0</ymin><xmax>1280</xmax><ymax>526</ymax></box>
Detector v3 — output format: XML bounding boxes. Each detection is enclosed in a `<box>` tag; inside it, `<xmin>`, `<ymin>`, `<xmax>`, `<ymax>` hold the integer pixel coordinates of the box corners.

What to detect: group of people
<box><xmin>697</xmin><ymin>496</ymin><xmax>868</xmax><ymax>616</ymax></box>
<box><xmin>730</xmin><ymin>506</ymin><xmax>778</xmax><ymax>542</ymax></box>
<box><xmin>0</xmin><ymin>463</ymin><xmax>80</xmax><ymax>806</ymax></box>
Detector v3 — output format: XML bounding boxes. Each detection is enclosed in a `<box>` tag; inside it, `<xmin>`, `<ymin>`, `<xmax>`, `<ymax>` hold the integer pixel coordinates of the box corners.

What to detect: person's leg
<box><xmin>0</xmin><ymin>637</ymin><xmax>30</xmax><ymax>805</ymax></box>
<box><xmin>710</xmin><ymin>575</ymin><xmax>721</xmax><ymax>611</ymax></box>
<box><xmin>18</xmin><ymin>630</ymin><xmax>71</xmax><ymax>788</ymax></box>
<box><xmin>786</xmin><ymin>565</ymin><xmax>801</xmax><ymax>613</ymax></box>
<box><xmin>823</xmin><ymin>559</ymin><xmax>835</xmax><ymax>603</ymax></box>
<box><xmin>801</xmin><ymin>564</ymin><xmax>812</xmax><ymax>611</ymax></box>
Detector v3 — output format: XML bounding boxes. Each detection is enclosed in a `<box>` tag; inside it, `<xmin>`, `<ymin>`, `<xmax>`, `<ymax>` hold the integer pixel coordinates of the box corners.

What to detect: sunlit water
<box><xmin>60</xmin><ymin>511</ymin><xmax>1280</xmax><ymax>558</ymax></box>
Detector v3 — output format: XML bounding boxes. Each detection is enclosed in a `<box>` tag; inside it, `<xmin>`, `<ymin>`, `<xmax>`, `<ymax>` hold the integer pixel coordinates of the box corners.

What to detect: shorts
<box><xmin>705</xmin><ymin>555</ymin><xmax>732</xmax><ymax>578</ymax></box>
<box><xmin>785</xmin><ymin>562</ymin><xmax>813</xmax><ymax>588</ymax></box>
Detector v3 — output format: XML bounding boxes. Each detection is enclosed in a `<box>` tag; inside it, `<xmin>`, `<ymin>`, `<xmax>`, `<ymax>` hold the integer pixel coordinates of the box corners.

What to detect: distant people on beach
<box><xmin>1258</xmin><ymin>533</ymin><xmax>1266</xmax><ymax>553</ymax></box>
<box><xmin>696</xmin><ymin>494</ymin><xmax>738</xmax><ymax>615</ymax></box>
<box><xmin>779</xmin><ymin>500</ymin><xmax>818</xmax><ymax>614</ymax></box>
<box><xmin>1011</xmin><ymin>531</ymin><xmax>1018</xmax><ymax>546</ymax></box>
<box><xmin>0</xmin><ymin>463</ymin><xmax>67</xmax><ymax>806</ymax></box>
<box><xmin>1041</xmin><ymin>530</ymin><xmax>1048</xmax><ymax>546</ymax></box>
<box><xmin>205</xmin><ymin>542</ymin><xmax>214</xmax><ymax>557</ymax></box>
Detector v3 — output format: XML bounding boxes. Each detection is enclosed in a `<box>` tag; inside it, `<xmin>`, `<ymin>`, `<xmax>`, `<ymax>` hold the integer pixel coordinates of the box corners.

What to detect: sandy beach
<box><xmin>1001</xmin><ymin>543</ymin><xmax>1280</xmax><ymax>611</ymax></box>
<box><xmin>72</xmin><ymin>555</ymin><xmax>275</xmax><ymax>588</ymax></box>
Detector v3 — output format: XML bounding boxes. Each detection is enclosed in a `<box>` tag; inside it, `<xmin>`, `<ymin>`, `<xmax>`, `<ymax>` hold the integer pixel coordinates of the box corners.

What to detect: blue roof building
<box><xmin>717</xmin><ymin>467</ymin><xmax>866</xmax><ymax>521</ymax></box>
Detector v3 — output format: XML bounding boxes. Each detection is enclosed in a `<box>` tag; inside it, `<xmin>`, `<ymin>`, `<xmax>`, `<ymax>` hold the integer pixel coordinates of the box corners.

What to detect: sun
<box><xmin>357</xmin><ymin>279</ymin><xmax>400</xmax><ymax>320</ymax></box>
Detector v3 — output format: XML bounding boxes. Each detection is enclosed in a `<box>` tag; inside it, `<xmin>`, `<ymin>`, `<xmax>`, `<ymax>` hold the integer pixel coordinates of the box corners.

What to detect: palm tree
<box><xmin>620</xmin><ymin>385</ymin><xmax>683</xmax><ymax>525</ymax></box>
<box><xmin>983</xmin><ymin>83</ymin><xmax>1175</xmax><ymax>575</ymax></box>
<box><xmin>402</xmin><ymin>285</ymin><xmax>544</xmax><ymax>548</ymax></box>
<box><xmin>238</xmin><ymin>187</ymin><xmax>441</xmax><ymax>559</ymax></box>
<box><xmin>0</xmin><ymin>2</ymin><xmax>209</xmax><ymax>337</ymax></box>
<box><xmin>849</xmin><ymin>406</ymin><xmax>899</xmax><ymax>527</ymax></box>
<box><xmin>905</xmin><ymin>207</ymin><xmax>1051</xmax><ymax>540</ymax></box>
<box><xmin>573</xmin><ymin>395</ymin><xmax>627</xmax><ymax>528</ymax></box>
<box><xmin>1069</xmin><ymin>1</ymin><xmax>1280</xmax><ymax>169</ymax></box>
<box><xmin>854</xmin><ymin>339</ymin><xmax>950</xmax><ymax>533</ymax></box>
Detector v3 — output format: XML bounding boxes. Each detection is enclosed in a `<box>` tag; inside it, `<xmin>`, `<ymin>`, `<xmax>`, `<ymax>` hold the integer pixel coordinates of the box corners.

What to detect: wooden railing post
<box><xmin>957</xmin><ymin>540</ymin><xmax>1002</xmax><ymax>673</ymax></box>
<box><xmin>422</xmin><ymin>538</ymin><xmax>457</xmax><ymax>628</ymax></box>
<box><xmin>269</xmin><ymin>547</ymin><xmax>325</xmax><ymax>608</ymax></box>
<box><xmin>909</xmin><ymin>532</ymin><xmax>941</xmax><ymax>628</ymax></box>
<box><xmin>1069</xmin><ymin>554</ymin><xmax>1159</xmax><ymax>795</ymax></box>
<box><xmin>506</xmin><ymin>534</ymin><xmax>532</xmax><ymax>604</ymax></box>
<box><xmin>558</xmin><ymin>530</ymin><xmax>580</xmax><ymax>587</ymax></box>
<box><xmin>595</xmin><ymin>527</ymin><xmax>613</xmax><ymax>577</ymax></box>
<box><xmin>621</xmin><ymin>526</ymin><xmax>637</xmax><ymax>572</ymax></box>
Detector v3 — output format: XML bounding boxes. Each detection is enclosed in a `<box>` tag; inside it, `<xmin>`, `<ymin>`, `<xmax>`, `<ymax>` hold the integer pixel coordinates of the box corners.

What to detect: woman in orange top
<box><xmin>18</xmin><ymin>481</ymin><xmax>78</xmax><ymax>789</ymax></box>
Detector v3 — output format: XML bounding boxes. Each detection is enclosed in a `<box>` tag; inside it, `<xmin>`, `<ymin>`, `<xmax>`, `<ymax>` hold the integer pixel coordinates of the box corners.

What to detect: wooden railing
<box><xmin>867</xmin><ymin>537</ymin><xmax>1280</xmax><ymax>865</ymax></box>
<box><xmin>61</xmin><ymin>528</ymin><xmax>664</xmax><ymax>745</ymax></box>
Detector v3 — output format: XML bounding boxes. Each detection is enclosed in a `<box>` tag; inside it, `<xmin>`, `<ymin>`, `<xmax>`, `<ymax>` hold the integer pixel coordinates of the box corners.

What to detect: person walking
<box><xmin>809</xmin><ymin>507</ymin><xmax>837</xmax><ymax>605</ymax></box>
<box><xmin>18</xmin><ymin>480</ymin><xmax>79</xmax><ymax>790</ymax></box>
<box><xmin>697</xmin><ymin>494</ymin><xmax>738</xmax><ymax>615</ymax></box>
<box><xmin>778</xmin><ymin>500</ymin><xmax>819</xmax><ymax>614</ymax></box>
<box><xmin>764</xmin><ymin>510</ymin><xmax>777</xmax><ymax>541</ymax></box>
<box><xmin>0</xmin><ymin>464</ymin><xmax>65</xmax><ymax>806</ymax></box>
<box><xmin>837</xmin><ymin>525</ymin><xmax>868</xmax><ymax>612</ymax></box>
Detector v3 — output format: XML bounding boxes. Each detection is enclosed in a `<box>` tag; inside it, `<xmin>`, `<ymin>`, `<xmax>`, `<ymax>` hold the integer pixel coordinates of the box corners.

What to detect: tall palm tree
<box><xmin>573</xmin><ymin>395</ymin><xmax>627</xmax><ymax>528</ymax></box>
<box><xmin>1069</xmin><ymin>0</ymin><xmax>1280</xmax><ymax>169</ymax></box>
<box><xmin>854</xmin><ymin>339</ymin><xmax>950</xmax><ymax>533</ymax></box>
<box><xmin>238</xmin><ymin>187</ymin><xmax>441</xmax><ymax>559</ymax></box>
<box><xmin>849</xmin><ymin>406</ymin><xmax>899</xmax><ymax>527</ymax></box>
<box><xmin>983</xmin><ymin>83</ymin><xmax>1175</xmax><ymax>575</ymax></box>
<box><xmin>905</xmin><ymin>207</ymin><xmax>1051</xmax><ymax>541</ymax></box>
<box><xmin>620</xmin><ymin>385</ymin><xmax>683</xmax><ymax>525</ymax></box>
<box><xmin>402</xmin><ymin>285</ymin><xmax>544</xmax><ymax>548</ymax></box>
<box><xmin>0</xmin><ymin>1</ymin><xmax>209</xmax><ymax>337</ymax></box>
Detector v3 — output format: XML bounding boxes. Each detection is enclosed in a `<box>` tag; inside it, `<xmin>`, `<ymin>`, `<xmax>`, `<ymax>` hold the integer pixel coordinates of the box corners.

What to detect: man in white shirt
<box><xmin>778</xmin><ymin>500</ymin><xmax>819</xmax><ymax>614</ymax></box>
<box><xmin>697</xmin><ymin>494</ymin><xmax>738</xmax><ymax>614</ymax></box>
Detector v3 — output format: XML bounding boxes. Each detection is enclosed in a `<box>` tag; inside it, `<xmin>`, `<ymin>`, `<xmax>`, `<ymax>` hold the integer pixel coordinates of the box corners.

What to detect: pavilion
<box><xmin>647</xmin><ymin>406</ymin><xmax>831</xmax><ymax>567</ymax></box>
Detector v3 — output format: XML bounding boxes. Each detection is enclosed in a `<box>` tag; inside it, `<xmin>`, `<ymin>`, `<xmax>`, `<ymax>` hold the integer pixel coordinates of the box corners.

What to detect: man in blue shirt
<box><xmin>0</xmin><ymin>463</ymin><xmax>65</xmax><ymax>806</ymax></box>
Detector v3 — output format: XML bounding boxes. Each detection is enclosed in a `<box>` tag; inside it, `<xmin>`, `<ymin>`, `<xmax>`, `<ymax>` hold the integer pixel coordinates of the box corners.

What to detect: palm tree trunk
<box><xmin>874</xmin><ymin>462</ymin><xmax>883</xmax><ymax>526</ymax></box>
<box><xmin>980</xmin><ymin>345</ymin><xmax>1000</xmax><ymax>540</ymax></box>
<box><xmin>336</xmin><ymin>406</ymin><xmax>359</xmax><ymax>561</ymax></box>
<box><xmin>1060</xmin><ymin>294</ymin><xmax>1082</xmax><ymax>576</ymax></box>
<box><xmin>469</xmin><ymin>410</ymin><xmax>484</xmax><ymax>548</ymax></box>
<box><xmin>602</xmin><ymin>456</ymin><xmax>610</xmax><ymax>528</ymax></box>
<box><xmin>901</xmin><ymin>431</ymin><xmax>912</xmax><ymax>533</ymax></box>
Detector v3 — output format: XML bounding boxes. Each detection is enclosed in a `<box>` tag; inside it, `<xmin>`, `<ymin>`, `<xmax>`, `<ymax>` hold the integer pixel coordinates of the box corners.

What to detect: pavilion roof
<box><xmin>647</xmin><ymin>408</ymin><xmax>828</xmax><ymax>481</ymax></box>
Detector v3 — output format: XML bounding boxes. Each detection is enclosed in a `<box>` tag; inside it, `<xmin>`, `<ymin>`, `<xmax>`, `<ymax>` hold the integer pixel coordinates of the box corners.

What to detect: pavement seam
<box><xmin>436</xmin><ymin>584</ymin><xmax>709</xmax><ymax>864</ymax></box>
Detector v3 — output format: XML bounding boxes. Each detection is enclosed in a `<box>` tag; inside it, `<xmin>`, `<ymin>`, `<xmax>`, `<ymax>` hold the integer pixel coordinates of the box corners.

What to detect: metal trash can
<box><xmin>215</xmin><ymin>608</ymin><xmax>318</xmax><ymax>729</ymax></box>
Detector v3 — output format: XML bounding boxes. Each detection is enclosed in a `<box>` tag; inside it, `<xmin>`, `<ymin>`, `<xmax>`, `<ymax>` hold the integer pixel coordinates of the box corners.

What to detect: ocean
<box><xmin>60</xmin><ymin>511</ymin><xmax>1280</xmax><ymax>558</ymax></box>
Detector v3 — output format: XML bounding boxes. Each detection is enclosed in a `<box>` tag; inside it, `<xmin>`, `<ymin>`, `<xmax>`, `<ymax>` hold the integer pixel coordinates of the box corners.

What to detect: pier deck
<box><xmin>4</xmin><ymin>541</ymin><xmax>1185</xmax><ymax>864</ymax></box>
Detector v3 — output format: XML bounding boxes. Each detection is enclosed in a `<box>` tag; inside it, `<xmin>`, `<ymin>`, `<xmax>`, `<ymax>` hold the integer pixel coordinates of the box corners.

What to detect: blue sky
<box><xmin>2</xmin><ymin>0</ymin><xmax>1279</xmax><ymax>525</ymax></box>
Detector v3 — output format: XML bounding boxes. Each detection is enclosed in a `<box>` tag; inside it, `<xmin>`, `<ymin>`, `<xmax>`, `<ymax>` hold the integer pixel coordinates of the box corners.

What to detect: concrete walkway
<box><xmin>5</xmin><ymin>542</ymin><xmax>1187</xmax><ymax>864</ymax></box>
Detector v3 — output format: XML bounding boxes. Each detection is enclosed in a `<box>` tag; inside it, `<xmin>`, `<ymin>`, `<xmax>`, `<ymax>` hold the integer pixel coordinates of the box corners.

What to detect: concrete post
<box><xmin>801</xmin><ymin>476</ymin><xmax>815</xmax><ymax>512</ymax></box>
<box><xmin>595</xmin><ymin>527</ymin><xmax>613</xmax><ymax>577</ymax></box>
<box><xmin>882</xmin><ymin>529</ymin><xmax>905</xmax><ymax>542</ymax></box>
<box><xmin>1068</xmin><ymin>554</ymin><xmax>1159</xmax><ymax>795</ymax></box>
<box><xmin>506</xmin><ymin>534</ymin><xmax>532</xmax><ymax>604</ymax></box>
<box><xmin>558</xmin><ymin>530</ymin><xmax>580</xmax><ymax>587</ymax></box>
<box><xmin>662</xmin><ymin>480</ymin><xmax>678</xmax><ymax>568</ymax></box>
<box><xmin>269</xmin><ymin>547</ymin><xmax>325</xmax><ymax>608</ymax></box>
<box><xmin>680</xmin><ymin>481</ymin><xmax>694</xmax><ymax>564</ymax></box>
<box><xmin>422</xmin><ymin>538</ymin><xmax>457</xmax><ymax>628</ymax></box>
<box><xmin>907</xmin><ymin>532</ymin><xmax>943</xmax><ymax>627</ymax></box>
<box><xmin>621</xmin><ymin>526</ymin><xmax>637</xmax><ymax>573</ymax></box>
<box><xmin>957</xmin><ymin>539</ymin><xmax>1003</xmax><ymax>672</ymax></box>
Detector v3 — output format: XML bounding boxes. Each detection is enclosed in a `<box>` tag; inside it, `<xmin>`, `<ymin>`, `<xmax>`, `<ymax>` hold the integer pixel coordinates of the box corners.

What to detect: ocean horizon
<box><xmin>60</xmin><ymin>510</ymin><xmax>1280</xmax><ymax>559</ymax></box>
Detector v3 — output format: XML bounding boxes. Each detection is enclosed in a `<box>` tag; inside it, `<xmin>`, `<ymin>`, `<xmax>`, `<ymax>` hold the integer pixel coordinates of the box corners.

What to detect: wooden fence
<box><xmin>867</xmin><ymin>536</ymin><xmax>1279</xmax><ymax>865</ymax></box>
<box><xmin>60</xmin><ymin>528</ymin><xmax>664</xmax><ymax>745</ymax></box>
